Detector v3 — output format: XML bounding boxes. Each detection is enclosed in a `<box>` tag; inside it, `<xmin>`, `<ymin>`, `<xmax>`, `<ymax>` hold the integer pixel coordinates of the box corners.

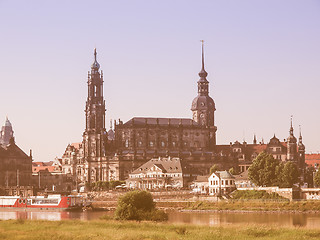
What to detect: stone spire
<box><xmin>199</xmin><ymin>40</ymin><xmax>208</xmax><ymax>79</ymax></box>
<box><xmin>289</xmin><ymin>116</ymin><xmax>294</xmax><ymax>136</ymax></box>
<box><xmin>287</xmin><ymin>116</ymin><xmax>297</xmax><ymax>143</ymax></box>
<box><xmin>298</xmin><ymin>125</ymin><xmax>306</xmax><ymax>176</ymax></box>
<box><xmin>253</xmin><ymin>134</ymin><xmax>257</xmax><ymax>144</ymax></box>
<box><xmin>298</xmin><ymin>125</ymin><xmax>305</xmax><ymax>150</ymax></box>
<box><xmin>197</xmin><ymin>40</ymin><xmax>209</xmax><ymax>95</ymax></box>
<box><xmin>287</xmin><ymin>116</ymin><xmax>297</xmax><ymax>161</ymax></box>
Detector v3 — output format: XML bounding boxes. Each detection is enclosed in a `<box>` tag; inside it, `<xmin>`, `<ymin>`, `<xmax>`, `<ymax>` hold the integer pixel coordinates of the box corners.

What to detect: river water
<box><xmin>1</xmin><ymin>210</ymin><xmax>320</xmax><ymax>228</ymax></box>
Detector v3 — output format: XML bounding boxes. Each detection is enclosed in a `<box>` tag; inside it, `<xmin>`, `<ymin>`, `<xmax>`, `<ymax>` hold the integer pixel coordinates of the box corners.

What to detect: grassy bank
<box><xmin>92</xmin><ymin>200</ymin><xmax>320</xmax><ymax>212</ymax></box>
<box><xmin>0</xmin><ymin>219</ymin><xmax>320</xmax><ymax>240</ymax></box>
<box><xmin>185</xmin><ymin>200</ymin><xmax>320</xmax><ymax>212</ymax></box>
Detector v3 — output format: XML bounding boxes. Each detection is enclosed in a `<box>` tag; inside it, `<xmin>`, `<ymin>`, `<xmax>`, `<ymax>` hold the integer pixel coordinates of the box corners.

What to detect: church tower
<box><xmin>83</xmin><ymin>48</ymin><xmax>107</xmax><ymax>184</ymax></box>
<box><xmin>287</xmin><ymin>117</ymin><xmax>297</xmax><ymax>161</ymax></box>
<box><xmin>191</xmin><ymin>41</ymin><xmax>217</xmax><ymax>146</ymax></box>
<box><xmin>298</xmin><ymin>126</ymin><xmax>306</xmax><ymax>177</ymax></box>
<box><xmin>0</xmin><ymin>117</ymin><xmax>14</xmax><ymax>146</ymax></box>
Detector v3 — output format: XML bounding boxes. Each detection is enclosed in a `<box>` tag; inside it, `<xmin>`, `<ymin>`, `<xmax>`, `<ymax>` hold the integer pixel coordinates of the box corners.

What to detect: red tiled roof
<box><xmin>306</xmin><ymin>154</ymin><xmax>320</xmax><ymax>161</ymax></box>
<box><xmin>71</xmin><ymin>142</ymin><xmax>82</xmax><ymax>150</ymax></box>
<box><xmin>305</xmin><ymin>154</ymin><xmax>320</xmax><ymax>167</ymax></box>
<box><xmin>32</xmin><ymin>165</ymin><xmax>56</xmax><ymax>173</ymax></box>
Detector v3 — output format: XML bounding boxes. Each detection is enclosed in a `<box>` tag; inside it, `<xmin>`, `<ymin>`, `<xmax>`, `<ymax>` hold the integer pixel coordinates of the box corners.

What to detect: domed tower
<box><xmin>83</xmin><ymin>48</ymin><xmax>107</xmax><ymax>184</ymax></box>
<box><xmin>0</xmin><ymin>117</ymin><xmax>14</xmax><ymax>146</ymax></box>
<box><xmin>287</xmin><ymin>117</ymin><xmax>297</xmax><ymax>161</ymax></box>
<box><xmin>191</xmin><ymin>41</ymin><xmax>217</xmax><ymax>146</ymax></box>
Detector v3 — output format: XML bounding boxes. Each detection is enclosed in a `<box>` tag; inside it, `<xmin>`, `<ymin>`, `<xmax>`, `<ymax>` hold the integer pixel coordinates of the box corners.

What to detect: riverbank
<box><xmin>183</xmin><ymin>200</ymin><xmax>320</xmax><ymax>213</ymax></box>
<box><xmin>91</xmin><ymin>199</ymin><xmax>320</xmax><ymax>213</ymax></box>
<box><xmin>0</xmin><ymin>219</ymin><xmax>319</xmax><ymax>240</ymax></box>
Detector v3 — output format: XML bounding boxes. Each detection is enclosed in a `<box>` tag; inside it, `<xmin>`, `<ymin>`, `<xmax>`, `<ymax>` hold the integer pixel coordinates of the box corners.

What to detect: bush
<box><xmin>232</xmin><ymin>190</ymin><xmax>286</xmax><ymax>200</ymax></box>
<box><xmin>115</xmin><ymin>190</ymin><xmax>168</xmax><ymax>221</ymax></box>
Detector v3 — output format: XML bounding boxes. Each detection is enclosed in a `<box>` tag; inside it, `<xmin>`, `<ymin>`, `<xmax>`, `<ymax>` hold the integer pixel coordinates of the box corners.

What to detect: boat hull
<box><xmin>0</xmin><ymin>195</ymin><xmax>85</xmax><ymax>211</ymax></box>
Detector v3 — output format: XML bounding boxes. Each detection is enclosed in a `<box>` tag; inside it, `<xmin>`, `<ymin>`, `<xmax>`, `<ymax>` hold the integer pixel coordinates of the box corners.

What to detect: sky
<box><xmin>0</xmin><ymin>0</ymin><xmax>319</xmax><ymax>162</ymax></box>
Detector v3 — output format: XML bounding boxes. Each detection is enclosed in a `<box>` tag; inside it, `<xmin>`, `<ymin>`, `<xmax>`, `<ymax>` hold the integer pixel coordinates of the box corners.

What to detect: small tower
<box><xmin>0</xmin><ymin>117</ymin><xmax>14</xmax><ymax>146</ymax></box>
<box><xmin>287</xmin><ymin>117</ymin><xmax>297</xmax><ymax>161</ymax></box>
<box><xmin>298</xmin><ymin>125</ymin><xmax>306</xmax><ymax>173</ymax></box>
<box><xmin>191</xmin><ymin>41</ymin><xmax>217</xmax><ymax>146</ymax></box>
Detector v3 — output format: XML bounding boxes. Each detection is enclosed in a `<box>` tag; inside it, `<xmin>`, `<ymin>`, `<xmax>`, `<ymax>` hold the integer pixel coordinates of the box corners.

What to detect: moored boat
<box><xmin>0</xmin><ymin>195</ymin><xmax>85</xmax><ymax>211</ymax></box>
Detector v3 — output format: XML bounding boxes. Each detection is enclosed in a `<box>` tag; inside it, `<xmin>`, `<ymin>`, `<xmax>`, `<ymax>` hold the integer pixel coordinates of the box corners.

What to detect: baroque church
<box><xmin>0</xmin><ymin>117</ymin><xmax>33</xmax><ymax>194</ymax></box>
<box><xmin>61</xmin><ymin>44</ymin><xmax>305</xmax><ymax>186</ymax></box>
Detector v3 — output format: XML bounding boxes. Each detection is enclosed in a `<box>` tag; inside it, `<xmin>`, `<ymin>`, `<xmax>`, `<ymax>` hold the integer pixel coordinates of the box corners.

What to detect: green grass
<box><xmin>232</xmin><ymin>190</ymin><xmax>286</xmax><ymax>200</ymax></box>
<box><xmin>0</xmin><ymin>219</ymin><xmax>319</xmax><ymax>240</ymax></box>
<box><xmin>185</xmin><ymin>200</ymin><xmax>320</xmax><ymax>212</ymax></box>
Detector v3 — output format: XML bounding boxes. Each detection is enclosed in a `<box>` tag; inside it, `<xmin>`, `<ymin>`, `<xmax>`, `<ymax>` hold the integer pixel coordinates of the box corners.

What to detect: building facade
<box><xmin>208</xmin><ymin>170</ymin><xmax>236</xmax><ymax>196</ymax></box>
<box><xmin>0</xmin><ymin>118</ymin><xmax>33</xmax><ymax>193</ymax></box>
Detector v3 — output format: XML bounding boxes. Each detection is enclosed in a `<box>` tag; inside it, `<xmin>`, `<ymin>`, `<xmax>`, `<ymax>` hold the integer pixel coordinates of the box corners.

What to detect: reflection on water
<box><xmin>168</xmin><ymin>211</ymin><xmax>320</xmax><ymax>229</ymax></box>
<box><xmin>0</xmin><ymin>210</ymin><xmax>109</xmax><ymax>221</ymax></box>
<box><xmin>1</xmin><ymin>210</ymin><xmax>320</xmax><ymax>229</ymax></box>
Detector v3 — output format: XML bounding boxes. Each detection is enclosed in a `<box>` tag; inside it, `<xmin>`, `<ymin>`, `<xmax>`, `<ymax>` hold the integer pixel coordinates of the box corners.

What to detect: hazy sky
<box><xmin>0</xmin><ymin>0</ymin><xmax>319</xmax><ymax>162</ymax></box>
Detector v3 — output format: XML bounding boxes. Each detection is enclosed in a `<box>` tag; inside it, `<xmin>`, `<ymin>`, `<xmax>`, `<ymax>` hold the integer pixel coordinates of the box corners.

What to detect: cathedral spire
<box><xmin>199</xmin><ymin>40</ymin><xmax>208</xmax><ymax>79</ymax></box>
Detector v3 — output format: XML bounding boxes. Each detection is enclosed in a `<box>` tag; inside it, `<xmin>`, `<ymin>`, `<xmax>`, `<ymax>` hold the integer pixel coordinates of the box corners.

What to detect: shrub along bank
<box><xmin>115</xmin><ymin>190</ymin><xmax>168</xmax><ymax>221</ymax></box>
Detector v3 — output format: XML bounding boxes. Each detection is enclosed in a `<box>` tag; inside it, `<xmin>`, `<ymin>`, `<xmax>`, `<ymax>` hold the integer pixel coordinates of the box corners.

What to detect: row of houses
<box><xmin>125</xmin><ymin>156</ymin><xmax>253</xmax><ymax>196</ymax></box>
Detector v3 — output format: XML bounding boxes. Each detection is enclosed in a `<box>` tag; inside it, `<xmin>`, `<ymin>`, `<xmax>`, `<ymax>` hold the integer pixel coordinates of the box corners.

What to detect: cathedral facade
<box><xmin>61</xmin><ymin>45</ymin><xmax>305</xmax><ymax>187</ymax></box>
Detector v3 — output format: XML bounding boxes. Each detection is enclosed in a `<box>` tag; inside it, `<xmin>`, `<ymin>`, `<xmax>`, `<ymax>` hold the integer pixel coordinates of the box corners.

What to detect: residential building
<box><xmin>208</xmin><ymin>170</ymin><xmax>236</xmax><ymax>196</ymax></box>
<box><xmin>126</xmin><ymin>157</ymin><xmax>196</xmax><ymax>190</ymax></box>
<box><xmin>234</xmin><ymin>170</ymin><xmax>255</xmax><ymax>188</ymax></box>
<box><xmin>192</xmin><ymin>175</ymin><xmax>210</xmax><ymax>194</ymax></box>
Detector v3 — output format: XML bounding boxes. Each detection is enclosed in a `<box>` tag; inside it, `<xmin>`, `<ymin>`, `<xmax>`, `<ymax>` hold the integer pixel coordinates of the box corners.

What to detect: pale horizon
<box><xmin>0</xmin><ymin>0</ymin><xmax>319</xmax><ymax>162</ymax></box>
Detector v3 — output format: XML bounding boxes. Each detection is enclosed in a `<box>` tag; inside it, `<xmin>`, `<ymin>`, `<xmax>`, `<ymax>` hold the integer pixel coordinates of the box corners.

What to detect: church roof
<box><xmin>123</xmin><ymin>117</ymin><xmax>197</xmax><ymax>127</ymax></box>
<box><xmin>0</xmin><ymin>142</ymin><xmax>30</xmax><ymax>159</ymax></box>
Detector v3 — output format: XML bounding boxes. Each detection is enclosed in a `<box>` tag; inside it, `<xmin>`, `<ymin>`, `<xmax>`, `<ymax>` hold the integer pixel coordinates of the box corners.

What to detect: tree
<box><xmin>279</xmin><ymin>161</ymin><xmax>299</xmax><ymax>188</ymax></box>
<box><xmin>229</xmin><ymin>167</ymin><xmax>238</xmax><ymax>175</ymax></box>
<box><xmin>115</xmin><ymin>190</ymin><xmax>167</xmax><ymax>221</ymax></box>
<box><xmin>314</xmin><ymin>170</ymin><xmax>320</xmax><ymax>187</ymax></box>
<box><xmin>305</xmin><ymin>167</ymin><xmax>315</xmax><ymax>187</ymax></box>
<box><xmin>248</xmin><ymin>152</ymin><xmax>280</xmax><ymax>186</ymax></box>
<box><xmin>209</xmin><ymin>164</ymin><xmax>219</xmax><ymax>175</ymax></box>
